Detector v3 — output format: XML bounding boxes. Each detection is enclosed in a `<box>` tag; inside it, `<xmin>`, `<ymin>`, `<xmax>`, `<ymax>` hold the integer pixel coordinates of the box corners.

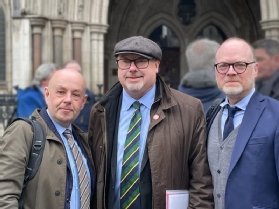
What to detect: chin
<box><xmin>126</xmin><ymin>82</ymin><xmax>144</xmax><ymax>92</ymax></box>
<box><xmin>222</xmin><ymin>86</ymin><xmax>243</xmax><ymax>96</ymax></box>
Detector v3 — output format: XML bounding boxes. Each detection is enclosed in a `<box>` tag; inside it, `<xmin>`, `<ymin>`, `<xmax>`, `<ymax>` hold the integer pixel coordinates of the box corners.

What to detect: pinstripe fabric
<box><xmin>63</xmin><ymin>129</ymin><xmax>90</xmax><ymax>209</ymax></box>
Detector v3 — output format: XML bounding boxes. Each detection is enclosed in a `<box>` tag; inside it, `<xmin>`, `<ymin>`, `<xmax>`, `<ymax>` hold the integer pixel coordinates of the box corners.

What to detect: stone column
<box><xmin>260</xmin><ymin>0</ymin><xmax>279</xmax><ymax>40</ymax></box>
<box><xmin>51</xmin><ymin>20</ymin><xmax>67</xmax><ymax>67</ymax></box>
<box><xmin>71</xmin><ymin>22</ymin><xmax>86</xmax><ymax>65</ymax></box>
<box><xmin>89</xmin><ymin>23</ymin><xmax>108</xmax><ymax>94</ymax></box>
<box><xmin>30</xmin><ymin>18</ymin><xmax>46</xmax><ymax>73</ymax></box>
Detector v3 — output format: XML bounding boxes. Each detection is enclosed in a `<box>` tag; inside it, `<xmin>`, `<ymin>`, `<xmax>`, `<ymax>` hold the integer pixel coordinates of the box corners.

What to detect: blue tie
<box><xmin>120</xmin><ymin>101</ymin><xmax>141</xmax><ymax>209</ymax></box>
<box><xmin>223</xmin><ymin>105</ymin><xmax>240</xmax><ymax>140</ymax></box>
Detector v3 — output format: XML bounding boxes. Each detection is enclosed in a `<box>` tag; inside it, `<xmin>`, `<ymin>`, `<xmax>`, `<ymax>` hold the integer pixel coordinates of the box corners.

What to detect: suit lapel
<box><xmin>228</xmin><ymin>92</ymin><xmax>265</xmax><ymax>175</ymax></box>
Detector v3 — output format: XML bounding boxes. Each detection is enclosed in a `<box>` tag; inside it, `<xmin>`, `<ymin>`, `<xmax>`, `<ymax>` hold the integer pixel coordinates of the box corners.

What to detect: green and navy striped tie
<box><xmin>120</xmin><ymin>101</ymin><xmax>141</xmax><ymax>209</ymax></box>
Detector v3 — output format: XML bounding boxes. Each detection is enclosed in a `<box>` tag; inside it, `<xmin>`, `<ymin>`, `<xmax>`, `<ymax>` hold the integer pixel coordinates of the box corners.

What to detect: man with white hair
<box><xmin>178</xmin><ymin>38</ymin><xmax>224</xmax><ymax>112</ymax></box>
<box><xmin>17</xmin><ymin>63</ymin><xmax>57</xmax><ymax>117</ymax></box>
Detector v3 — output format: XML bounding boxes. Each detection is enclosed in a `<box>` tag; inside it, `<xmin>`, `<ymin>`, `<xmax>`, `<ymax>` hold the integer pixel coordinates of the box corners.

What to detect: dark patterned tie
<box><xmin>120</xmin><ymin>101</ymin><xmax>141</xmax><ymax>209</ymax></box>
<box><xmin>63</xmin><ymin>129</ymin><xmax>90</xmax><ymax>209</ymax></box>
<box><xmin>223</xmin><ymin>105</ymin><xmax>241</xmax><ymax>140</ymax></box>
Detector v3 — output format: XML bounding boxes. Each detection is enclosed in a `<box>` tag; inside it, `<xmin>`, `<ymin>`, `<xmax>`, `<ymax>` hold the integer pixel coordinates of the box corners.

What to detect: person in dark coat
<box><xmin>89</xmin><ymin>36</ymin><xmax>213</xmax><ymax>209</ymax></box>
<box><xmin>178</xmin><ymin>38</ymin><xmax>224</xmax><ymax>112</ymax></box>
<box><xmin>252</xmin><ymin>38</ymin><xmax>279</xmax><ymax>100</ymax></box>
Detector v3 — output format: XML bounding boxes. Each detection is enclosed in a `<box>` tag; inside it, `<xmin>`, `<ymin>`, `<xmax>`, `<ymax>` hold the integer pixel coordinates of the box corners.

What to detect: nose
<box><xmin>227</xmin><ymin>64</ymin><xmax>237</xmax><ymax>74</ymax></box>
<box><xmin>129</xmin><ymin>61</ymin><xmax>138</xmax><ymax>71</ymax></box>
<box><xmin>64</xmin><ymin>92</ymin><xmax>72</xmax><ymax>102</ymax></box>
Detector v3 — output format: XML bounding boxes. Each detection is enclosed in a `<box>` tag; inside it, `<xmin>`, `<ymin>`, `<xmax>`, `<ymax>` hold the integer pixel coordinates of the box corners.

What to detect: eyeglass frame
<box><xmin>214</xmin><ymin>61</ymin><xmax>256</xmax><ymax>74</ymax></box>
<box><xmin>116</xmin><ymin>58</ymin><xmax>151</xmax><ymax>70</ymax></box>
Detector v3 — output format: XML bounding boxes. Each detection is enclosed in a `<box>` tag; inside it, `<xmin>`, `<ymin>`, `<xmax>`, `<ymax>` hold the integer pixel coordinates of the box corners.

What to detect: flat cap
<box><xmin>114</xmin><ymin>36</ymin><xmax>162</xmax><ymax>60</ymax></box>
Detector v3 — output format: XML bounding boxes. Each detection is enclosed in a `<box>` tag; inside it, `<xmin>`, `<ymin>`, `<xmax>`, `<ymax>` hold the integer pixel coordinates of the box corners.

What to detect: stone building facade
<box><xmin>0</xmin><ymin>0</ymin><xmax>108</xmax><ymax>94</ymax></box>
<box><xmin>1</xmin><ymin>0</ymin><xmax>279</xmax><ymax>94</ymax></box>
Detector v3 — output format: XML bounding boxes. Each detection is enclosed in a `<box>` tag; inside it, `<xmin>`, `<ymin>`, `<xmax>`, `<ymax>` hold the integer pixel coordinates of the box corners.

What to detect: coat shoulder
<box><xmin>171</xmin><ymin>88</ymin><xmax>203</xmax><ymax>107</ymax></box>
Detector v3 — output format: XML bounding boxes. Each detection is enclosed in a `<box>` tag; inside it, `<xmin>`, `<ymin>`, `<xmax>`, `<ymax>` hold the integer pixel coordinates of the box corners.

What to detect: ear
<box><xmin>155</xmin><ymin>60</ymin><xmax>160</xmax><ymax>73</ymax></box>
<box><xmin>44</xmin><ymin>87</ymin><xmax>50</xmax><ymax>104</ymax></box>
<box><xmin>44</xmin><ymin>87</ymin><xmax>49</xmax><ymax>97</ymax></box>
<box><xmin>253</xmin><ymin>62</ymin><xmax>259</xmax><ymax>76</ymax></box>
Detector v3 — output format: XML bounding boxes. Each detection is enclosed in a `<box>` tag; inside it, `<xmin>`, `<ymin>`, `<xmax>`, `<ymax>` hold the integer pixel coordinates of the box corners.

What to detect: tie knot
<box><xmin>132</xmin><ymin>101</ymin><xmax>141</xmax><ymax>110</ymax></box>
<box><xmin>63</xmin><ymin>129</ymin><xmax>72</xmax><ymax>138</ymax></box>
<box><xmin>226</xmin><ymin>104</ymin><xmax>240</xmax><ymax>117</ymax></box>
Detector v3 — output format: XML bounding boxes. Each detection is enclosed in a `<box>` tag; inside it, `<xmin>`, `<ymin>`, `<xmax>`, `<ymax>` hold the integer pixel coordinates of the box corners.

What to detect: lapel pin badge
<box><xmin>153</xmin><ymin>114</ymin><xmax>159</xmax><ymax>120</ymax></box>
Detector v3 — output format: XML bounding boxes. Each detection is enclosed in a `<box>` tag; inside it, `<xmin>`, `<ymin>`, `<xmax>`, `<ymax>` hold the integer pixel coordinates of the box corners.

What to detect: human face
<box><xmin>45</xmin><ymin>70</ymin><xmax>87</xmax><ymax>127</ymax></box>
<box><xmin>215</xmin><ymin>39</ymin><xmax>258</xmax><ymax>104</ymax></box>
<box><xmin>116</xmin><ymin>54</ymin><xmax>160</xmax><ymax>99</ymax></box>
<box><xmin>254</xmin><ymin>48</ymin><xmax>277</xmax><ymax>80</ymax></box>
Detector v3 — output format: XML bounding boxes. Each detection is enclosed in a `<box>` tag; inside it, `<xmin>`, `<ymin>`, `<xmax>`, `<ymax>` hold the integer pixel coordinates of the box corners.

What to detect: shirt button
<box><xmin>220</xmin><ymin>146</ymin><xmax>223</xmax><ymax>150</ymax></box>
<box><xmin>217</xmin><ymin>169</ymin><xmax>221</xmax><ymax>174</ymax></box>
<box><xmin>217</xmin><ymin>194</ymin><xmax>221</xmax><ymax>198</ymax></box>
<box><xmin>57</xmin><ymin>159</ymin><xmax>63</xmax><ymax>164</ymax></box>
<box><xmin>55</xmin><ymin>191</ymin><xmax>61</xmax><ymax>196</ymax></box>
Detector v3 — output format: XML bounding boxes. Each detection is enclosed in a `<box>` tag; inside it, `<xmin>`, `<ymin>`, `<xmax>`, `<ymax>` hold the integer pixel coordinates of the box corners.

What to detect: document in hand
<box><xmin>166</xmin><ymin>190</ymin><xmax>189</xmax><ymax>209</ymax></box>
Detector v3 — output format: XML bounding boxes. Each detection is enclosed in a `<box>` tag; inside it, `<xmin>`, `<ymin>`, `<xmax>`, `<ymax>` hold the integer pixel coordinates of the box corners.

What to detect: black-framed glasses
<box><xmin>116</xmin><ymin>58</ymin><xmax>150</xmax><ymax>70</ymax></box>
<box><xmin>214</xmin><ymin>61</ymin><xmax>256</xmax><ymax>74</ymax></box>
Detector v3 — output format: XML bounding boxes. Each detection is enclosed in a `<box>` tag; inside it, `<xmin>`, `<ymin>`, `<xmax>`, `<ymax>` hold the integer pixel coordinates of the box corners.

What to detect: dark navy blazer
<box><xmin>225</xmin><ymin>92</ymin><xmax>279</xmax><ymax>209</ymax></box>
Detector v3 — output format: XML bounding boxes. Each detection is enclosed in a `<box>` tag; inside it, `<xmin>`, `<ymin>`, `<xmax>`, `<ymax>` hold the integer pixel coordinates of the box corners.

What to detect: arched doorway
<box><xmin>149</xmin><ymin>25</ymin><xmax>180</xmax><ymax>89</ymax></box>
<box><xmin>197</xmin><ymin>24</ymin><xmax>227</xmax><ymax>43</ymax></box>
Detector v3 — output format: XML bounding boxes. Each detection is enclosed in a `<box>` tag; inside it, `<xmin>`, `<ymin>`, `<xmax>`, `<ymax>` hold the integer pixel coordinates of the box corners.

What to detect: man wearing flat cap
<box><xmin>88</xmin><ymin>36</ymin><xmax>213</xmax><ymax>209</ymax></box>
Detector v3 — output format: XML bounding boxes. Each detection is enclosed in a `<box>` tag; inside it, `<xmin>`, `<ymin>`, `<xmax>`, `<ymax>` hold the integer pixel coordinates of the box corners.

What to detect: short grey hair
<box><xmin>186</xmin><ymin>38</ymin><xmax>220</xmax><ymax>72</ymax></box>
<box><xmin>32</xmin><ymin>63</ymin><xmax>57</xmax><ymax>86</ymax></box>
<box><xmin>252</xmin><ymin>38</ymin><xmax>279</xmax><ymax>56</ymax></box>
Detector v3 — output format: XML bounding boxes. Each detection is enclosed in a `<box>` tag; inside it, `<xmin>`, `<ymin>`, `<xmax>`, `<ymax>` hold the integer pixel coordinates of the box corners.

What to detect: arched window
<box><xmin>149</xmin><ymin>25</ymin><xmax>180</xmax><ymax>89</ymax></box>
<box><xmin>0</xmin><ymin>7</ymin><xmax>5</xmax><ymax>82</ymax></box>
<box><xmin>149</xmin><ymin>25</ymin><xmax>179</xmax><ymax>48</ymax></box>
<box><xmin>197</xmin><ymin>24</ymin><xmax>226</xmax><ymax>43</ymax></box>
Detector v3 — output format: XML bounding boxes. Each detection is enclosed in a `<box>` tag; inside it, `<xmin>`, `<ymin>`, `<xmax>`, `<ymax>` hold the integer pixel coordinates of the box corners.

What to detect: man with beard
<box><xmin>88</xmin><ymin>36</ymin><xmax>213</xmax><ymax>209</ymax></box>
<box><xmin>207</xmin><ymin>37</ymin><xmax>279</xmax><ymax>209</ymax></box>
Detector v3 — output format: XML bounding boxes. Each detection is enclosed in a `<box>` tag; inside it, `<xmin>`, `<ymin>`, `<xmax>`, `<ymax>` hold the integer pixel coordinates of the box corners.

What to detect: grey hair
<box><xmin>186</xmin><ymin>38</ymin><xmax>220</xmax><ymax>72</ymax></box>
<box><xmin>32</xmin><ymin>63</ymin><xmax>57</xmax><ymax>85</ymax></box>
<box><xmin>252</xmin><ymin>38</ymin><xmax>279</xmax><ymax>56</ymax></box>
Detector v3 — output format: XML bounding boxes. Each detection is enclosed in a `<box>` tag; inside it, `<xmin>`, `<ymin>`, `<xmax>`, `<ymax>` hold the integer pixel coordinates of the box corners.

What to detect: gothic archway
<box><xmin>149</xmin><ymin>25</ymin><xmax>180</xmax><ymax>89</ymax></box>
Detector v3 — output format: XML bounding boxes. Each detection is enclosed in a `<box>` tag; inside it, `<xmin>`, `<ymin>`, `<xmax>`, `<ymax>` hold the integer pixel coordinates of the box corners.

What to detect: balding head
<box><xmin>215</xmin><ymin>37</ymin><xmax>258</xmax><ymax>104</ymax></box>
<box><xmin>45</xmin><ymin>69</ymin><xmax>87</xmax><ymax>127</ymax></box>
<box><xmin>216</xmin><ymin>37</ymin><xmax>255</xmax><ymax>62</ymax></box>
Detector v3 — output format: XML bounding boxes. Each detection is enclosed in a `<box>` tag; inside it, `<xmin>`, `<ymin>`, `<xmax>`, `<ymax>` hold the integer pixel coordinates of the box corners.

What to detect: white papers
<box><xmin>166</xmin><ymin>190</ymin><xmax>189</xmax><ymax>209</ymax></box>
